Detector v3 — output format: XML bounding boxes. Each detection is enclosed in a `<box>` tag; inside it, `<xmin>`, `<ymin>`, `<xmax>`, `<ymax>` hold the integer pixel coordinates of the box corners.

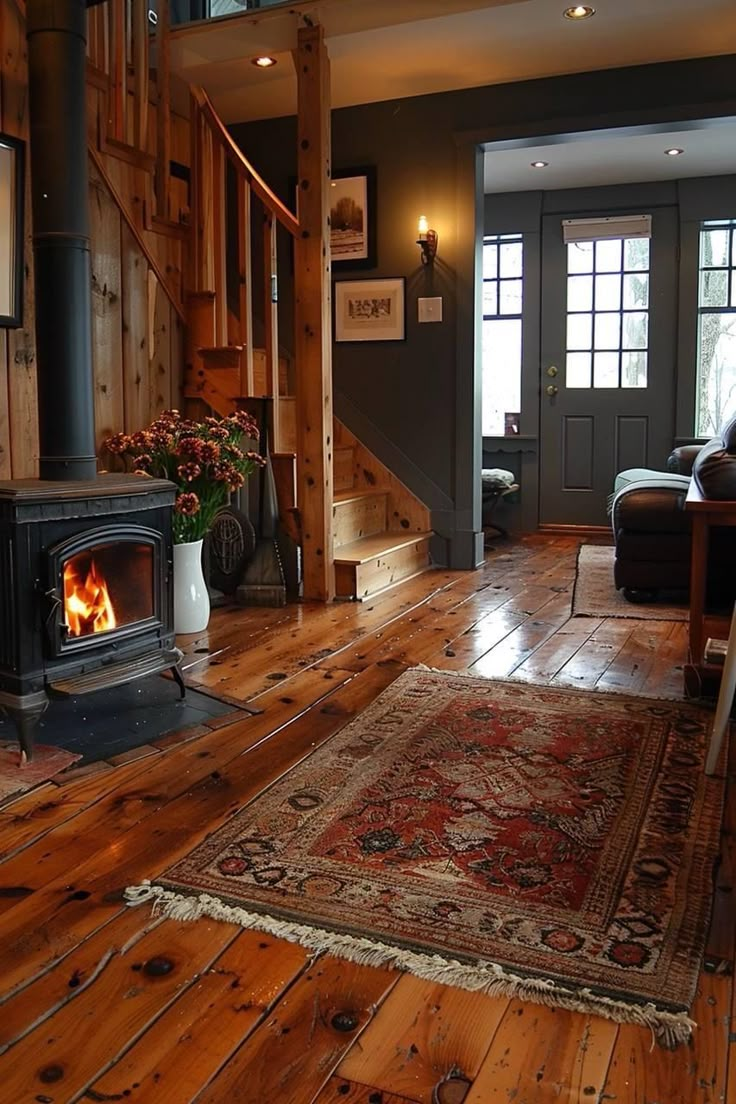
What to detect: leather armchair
<box><xmin>611</xmin><ymin>416</ymin><xmax>736</xmax><ymax>602</ymax></box>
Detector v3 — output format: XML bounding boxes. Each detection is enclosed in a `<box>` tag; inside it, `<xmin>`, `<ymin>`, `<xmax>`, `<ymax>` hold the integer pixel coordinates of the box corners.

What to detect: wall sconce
<box><xmin>416</xmin><ymin>215</ymin><xmax>438</xmax><ymax>265</ymax></box>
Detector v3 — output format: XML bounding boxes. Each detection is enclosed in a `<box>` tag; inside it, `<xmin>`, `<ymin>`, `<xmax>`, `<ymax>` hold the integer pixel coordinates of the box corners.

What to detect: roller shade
<box><xmin>562</xmin><ymin>214</ymin><xmax>652</xmax><ymax>243</ymax></box>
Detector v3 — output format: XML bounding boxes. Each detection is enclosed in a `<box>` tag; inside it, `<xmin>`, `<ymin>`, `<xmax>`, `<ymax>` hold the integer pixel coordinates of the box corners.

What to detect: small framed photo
<box><xmin>330</xmin><ymin>167</ymin><xmax>376</xmax><ymax>268</ymax></box>
<box><xmin>335</xmin><ymin>278</ymin><xmax>405</xmax><ymax>343</ymax></box>
<box><xmin>0</xmin><ymin>134</ymin><xmax>24</xmax><ymax>328</ymax></box>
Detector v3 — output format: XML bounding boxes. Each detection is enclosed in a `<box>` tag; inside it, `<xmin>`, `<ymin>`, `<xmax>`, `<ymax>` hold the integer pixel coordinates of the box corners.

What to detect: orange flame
<box><xmin>63</xmin><ymin>558</ymin><xmax>117</xmax><ymax>637</ymax></box>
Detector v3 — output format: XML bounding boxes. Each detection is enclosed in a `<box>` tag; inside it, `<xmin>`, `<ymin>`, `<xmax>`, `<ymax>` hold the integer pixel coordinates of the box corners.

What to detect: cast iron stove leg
<box><xmin>0</xmin><ymin>690</ymin><xmax>50</xmax><ymax>765</ymax></box>
<box><xmin>171</xmin><ymin>664</ymin><xmax>186</xmax><ymax>700</ymax></box>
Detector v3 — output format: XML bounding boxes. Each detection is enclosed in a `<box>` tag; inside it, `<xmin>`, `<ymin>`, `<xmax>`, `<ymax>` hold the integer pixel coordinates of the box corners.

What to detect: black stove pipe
<box><xmin>26</xmin><ymin>0</ymin><xmax>97</xmax><ymax>481</ymax></box>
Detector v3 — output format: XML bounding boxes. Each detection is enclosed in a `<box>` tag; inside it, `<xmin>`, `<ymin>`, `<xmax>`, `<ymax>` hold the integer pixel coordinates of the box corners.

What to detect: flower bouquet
<box><xmin>104</xmin><ymin>409</ymin><xmax>266</xmax><ymax>544</ymax></box>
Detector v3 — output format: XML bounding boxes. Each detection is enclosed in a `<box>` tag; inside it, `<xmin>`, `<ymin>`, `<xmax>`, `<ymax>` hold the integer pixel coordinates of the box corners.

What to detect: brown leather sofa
<box><xmin>611</xmin><ymin>416</ymin><xmax>736</xmax><ymax>603</ymax></box>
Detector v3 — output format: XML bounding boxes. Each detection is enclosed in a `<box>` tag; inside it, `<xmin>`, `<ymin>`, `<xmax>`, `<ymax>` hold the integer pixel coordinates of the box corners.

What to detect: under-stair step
<box><xmin>333</xmin><ymin>489</ymin><xmax>388</xmax><ymax>548</ymax></box>
<box><xmin>334</xmin><ymin>531</ymin><xmax>433</xmax><ymax>601</ymax></box>
<box><xmin>334</xmin><ymin>446</ymin><xmax>354</xmax><ymax>493</ymax></box>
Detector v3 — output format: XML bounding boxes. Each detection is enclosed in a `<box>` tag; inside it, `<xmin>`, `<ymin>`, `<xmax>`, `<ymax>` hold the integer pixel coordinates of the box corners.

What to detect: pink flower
<box><xmin>132</xmin><ymin>454</ymin><xmax>152</xmax><ymax>470</ymax></box>
<box><xmin>177</xmin><ymin>462</ymin><xmax>202</xmax><ymax>483</ymax></box>
<box><xmin>104</xmin><ymin>432</ymin><xmax>132</xmax><ymax>455</ymax></box>
<box><xmin>198</xmin><ymin>441</ymin><xmax>221</xmax><ymax>464</ymax></box>
<box><xmin>177</xmin><ymin>436</ymin><xmax>201</xmax><ymax>458</ymax></box>
<box><xmin>175</xmin><ymin>492</ymin><xmax>200</xmax><ymax>517</ymax></box>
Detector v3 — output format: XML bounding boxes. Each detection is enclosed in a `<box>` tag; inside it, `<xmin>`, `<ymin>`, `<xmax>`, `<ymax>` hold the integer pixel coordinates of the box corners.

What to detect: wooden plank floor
<box><xmin>0</xmin><ymin>534</ymin><xmax>731</xmax><ymax>1104</ymax></box>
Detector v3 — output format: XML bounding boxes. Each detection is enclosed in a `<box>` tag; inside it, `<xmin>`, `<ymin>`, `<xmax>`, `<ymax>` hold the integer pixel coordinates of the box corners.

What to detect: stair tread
<box><xmin>334</xmin><ymin>531</ymin><xmax>432</xmax><ymax>565</ymax></box>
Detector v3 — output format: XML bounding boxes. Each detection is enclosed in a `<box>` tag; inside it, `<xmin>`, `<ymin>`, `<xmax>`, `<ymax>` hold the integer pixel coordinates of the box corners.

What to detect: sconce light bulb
<box><xmin>417</xmin><ymin>215</ymin><xmax>429</xmax><ymax>240</ymax></box>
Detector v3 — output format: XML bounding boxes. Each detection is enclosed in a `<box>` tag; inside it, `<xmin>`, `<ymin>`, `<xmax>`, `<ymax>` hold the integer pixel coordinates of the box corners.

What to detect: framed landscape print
<box><xmin>0</xmin><ymin>134</ymin><xmax>23</xmax><ymax>328</ymax></box>
<box><xmin>330</xmin><ymin>167</ymin><xmax>376</xmax><ymax>268</ymax></box>
<box><xmin>335</xmin><ymin>277</ymin><xmax>405</xmax><ymax>343</ymax></box>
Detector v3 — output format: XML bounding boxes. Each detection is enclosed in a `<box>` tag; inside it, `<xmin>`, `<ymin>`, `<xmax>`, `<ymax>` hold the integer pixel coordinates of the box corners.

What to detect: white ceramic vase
<box><xmin>173</xmin><ymin>538</ymin><xmax>210</xmax><ymax>634</ymax></box>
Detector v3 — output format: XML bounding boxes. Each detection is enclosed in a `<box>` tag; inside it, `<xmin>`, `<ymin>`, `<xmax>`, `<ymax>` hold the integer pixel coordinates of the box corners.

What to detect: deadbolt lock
<box><xmin>546</xmin><ymin>384</ymin><xmax>558</xmax><ymax>397</ymax></box>
<box><xmin>546</xmin><ymin>365</ymin><xmax>558</xmax><ymax>377</ymax></box>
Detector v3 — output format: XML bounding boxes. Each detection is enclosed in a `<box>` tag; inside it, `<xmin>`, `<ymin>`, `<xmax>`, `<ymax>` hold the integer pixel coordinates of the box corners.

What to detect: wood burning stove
<box><xmin>0</xmin><ymin>475</ymin><xmax>183</xmax><ymax>760</ymax></box>
<box><xmin>0</xmin><ymin>3</ymin><xmax>184</xmax><ymax>760</ymax></box>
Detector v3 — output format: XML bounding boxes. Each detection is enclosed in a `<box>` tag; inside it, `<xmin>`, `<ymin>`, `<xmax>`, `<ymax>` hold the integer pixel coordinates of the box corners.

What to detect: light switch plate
<box><xmin>418</xmin><ymin>296</ymin><xmax>443</xmax><ymax>323</ymax></box>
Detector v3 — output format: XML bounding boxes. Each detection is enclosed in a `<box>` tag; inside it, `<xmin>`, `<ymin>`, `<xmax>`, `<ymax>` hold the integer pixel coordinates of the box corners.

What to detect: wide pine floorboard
<box><xmin>0</xmin><ymin>535</ymin><xmax>731</xmax><ymax>1104</ymax></box>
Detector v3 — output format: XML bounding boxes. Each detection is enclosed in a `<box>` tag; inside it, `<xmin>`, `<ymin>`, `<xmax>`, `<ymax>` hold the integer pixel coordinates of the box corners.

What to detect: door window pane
<box><xmin>567</xmin><ymin>242</ymin><xmax>594</xmax><ymax>274</ymax></box>
<box><xmin>564</xmin><ymin>230</ymin><xmax>650</xmax><ymax>389</ymax></box>
<box><xmin>566</xmin><ymin>352</ymin><xmax>591</xmax><ymax>388</ymax></box>
<box><xmin>595</xmin><ymin>239</ymin><xmax>622</xmax><ymax>272</ymax></box>
<box><xmin>567</xmin><ymin>313</ymin><xmax>592</xmax><ymax>350</ymax></box>
<box><xmin>696</xmin><ymin>220</ymin><xmax>736</xmax><ymax>436</ymax></box>
<box><xmin>595</xmin><ymin>312</ymin><xmax>621</xmax><ymax>350</ymax></box>
<box><xmin>594</xmin><ymin>352</ymin><xmax>619</xmax><ymax>388</ymax></box>
<box><xmin>568</xmin><ymin>275</ymin><xmax>593</xmax><ymax>312</ymax></box>
<box><xmin>623</xmin><ymin>312</ymin><xmax>648</xmax><ymax>350</ymax></box>
<box><xmin>622</xmin><ymin>351</ymin><xmax>648</xmax><ymax>388</ymax></box>
<box><xmin>595</xmin><ymin>274</ymin><xmax>621</xmax><ymax>311</ymax></box>
<box><xmin>623</xmin><ymin>273</ymin><xmax>649</xmax><ymax>309</ymax></box>
<box><xmin>624</xmin><ymin>238</ymin><xmax>649</xmax><ymax>270</ymax></box>
<box><xmin>482</xmin><ymin>234</ymin><xmax>524</xmax><ymax>435</ymax></box>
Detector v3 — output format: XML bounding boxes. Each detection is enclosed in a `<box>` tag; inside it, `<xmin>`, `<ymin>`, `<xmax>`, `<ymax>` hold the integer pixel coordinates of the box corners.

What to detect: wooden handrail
<box><xmin>191</xmin><ymin>85</ymin><xmax>299</xmax><ymax>238</ymax></box>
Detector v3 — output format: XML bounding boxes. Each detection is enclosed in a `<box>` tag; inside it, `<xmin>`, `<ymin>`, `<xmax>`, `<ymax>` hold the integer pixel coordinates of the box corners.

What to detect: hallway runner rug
<box><xmin>127</xmin><ymin>668</ymin><xmax>725</xmax><ymax>1046</ymax></box>
<box><xmin>572</xmin><ymin>544</ymin><xmax>689</xmax><ymax>621</ymax></box>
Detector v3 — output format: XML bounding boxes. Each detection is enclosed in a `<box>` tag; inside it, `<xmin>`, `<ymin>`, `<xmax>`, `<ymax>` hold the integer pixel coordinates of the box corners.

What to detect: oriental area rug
<box><xmin>126</xmin><ymin>668</ymin><xmax>726</xmax><ymax>1046</ymax></box>
<box><xmin>0</xmin><ymin>742</ymin><xmax>81</xmax><ymax>805</ymax></box>
<box><xmin>572</xmin><ymin>544</ymin><xmax>689</xmax><ymax>621</ymax></box>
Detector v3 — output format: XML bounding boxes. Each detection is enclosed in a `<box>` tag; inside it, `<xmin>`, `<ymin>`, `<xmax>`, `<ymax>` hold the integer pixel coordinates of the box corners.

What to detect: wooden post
<box><xmin>294</xmin><ymin>23</ymin><xmax>334</xmax><ymax>601</ymax></box>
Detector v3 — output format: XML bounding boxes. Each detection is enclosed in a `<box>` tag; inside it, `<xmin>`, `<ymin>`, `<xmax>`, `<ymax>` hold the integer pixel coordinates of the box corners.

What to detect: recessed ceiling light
<box><xmin>664</xmin><ymin>147</ymin><xmax>684</xmax><ymax>156</ymax></box>
<box><xmin>563</xmin><ymin>5</ymin><xmax>596</xmax><ymax>19</ymax></box>
<box><xmin>531</xmin><ymin>161</ymin><xmax>549</xmax><ymax>169</ymax></box>
<box><xmin>252</xmin><ymin>56</ymin><xmax>277</xmax><ymax>68</ymax></box>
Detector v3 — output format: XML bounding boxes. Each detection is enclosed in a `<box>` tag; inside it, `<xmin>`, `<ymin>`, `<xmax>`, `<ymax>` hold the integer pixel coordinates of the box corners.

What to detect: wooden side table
<box><xmin>684</xmin><ymin>480</ymin><xmax>736</xmax><ymax>692</ymax></box>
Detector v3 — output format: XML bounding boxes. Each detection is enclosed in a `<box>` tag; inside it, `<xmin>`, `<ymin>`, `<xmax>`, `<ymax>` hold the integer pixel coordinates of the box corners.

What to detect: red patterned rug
<box><xmin>127</xmin><ymin>669</ymin><xmax>726</xmax><ymax>1045</ymax></box>
<box><xmin>0</xmin><ymin>742</ymin><xmax>81</xmax><ymax>805</ymax></box>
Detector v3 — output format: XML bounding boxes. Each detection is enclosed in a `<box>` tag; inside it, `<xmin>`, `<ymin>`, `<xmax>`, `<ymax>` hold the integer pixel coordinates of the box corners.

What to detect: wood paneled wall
<box><xmin>0</xmin><ymin>0</ymin><xmax>186</xmax><ymax>479</ymax></box>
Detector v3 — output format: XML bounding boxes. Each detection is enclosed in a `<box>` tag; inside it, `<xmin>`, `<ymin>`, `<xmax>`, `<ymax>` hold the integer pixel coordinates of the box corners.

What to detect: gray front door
<box><xmin>539</xmin><ymin>208</ymin><xmax>678</xmax><ymax>526</ymax></box>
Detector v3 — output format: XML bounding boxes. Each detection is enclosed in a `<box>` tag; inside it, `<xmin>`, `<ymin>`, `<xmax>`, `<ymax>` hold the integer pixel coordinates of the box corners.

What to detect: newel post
<box><xmin>294</xmin><ymin>23</ymin><xmax>335</xmax><ymax>602</ymax></box>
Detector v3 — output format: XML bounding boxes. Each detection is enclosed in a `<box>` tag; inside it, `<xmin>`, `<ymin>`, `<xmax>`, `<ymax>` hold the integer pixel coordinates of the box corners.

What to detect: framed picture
<box><xmin>335</xmin><ymin>277</ymin><xmax>405</xmax><ymax>343</ymax></box>
<box><xmin>0</xmin><ymin>134</ymin><xmax>23</xmax><ymax>328</ymax></box>
<box><xmin>330</xmin><ymin>166</ymin><xmax>376</xmax><ymax>268</ymax></box>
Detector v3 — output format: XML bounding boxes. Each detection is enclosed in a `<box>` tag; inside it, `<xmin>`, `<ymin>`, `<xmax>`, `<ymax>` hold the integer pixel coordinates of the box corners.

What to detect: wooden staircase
<box><xmin>80</xmin><ymin>5</ymin><xmax>433</xmax><ymax>603</ymax></box>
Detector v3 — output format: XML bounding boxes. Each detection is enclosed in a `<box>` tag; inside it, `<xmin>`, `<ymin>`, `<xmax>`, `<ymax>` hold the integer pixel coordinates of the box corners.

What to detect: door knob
<box><xmin>546</xmin><ymin>366</ymin><xmax>558</xmax><ymax>377</ymax></box>
<box><xmin>546</xmin><ymin>384</ymin><xmax>558</xmax><ymax>397</ymax></box>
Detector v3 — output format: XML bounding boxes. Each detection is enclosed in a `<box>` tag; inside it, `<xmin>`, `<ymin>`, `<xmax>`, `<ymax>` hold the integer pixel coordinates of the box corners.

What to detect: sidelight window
<box><xmin>695</xmin><ymin>220</ymin><xmax>736</xmax><ymax>436</ymax></box>
<box><xmin>482</xmin><ymin>233</ymin><xmax>523</xmax><ymax>435</ymax></box>
<box><xmin>565</xmin><ymin>236</ymin><xmax>650</xmax><ymax>389</ymax></box>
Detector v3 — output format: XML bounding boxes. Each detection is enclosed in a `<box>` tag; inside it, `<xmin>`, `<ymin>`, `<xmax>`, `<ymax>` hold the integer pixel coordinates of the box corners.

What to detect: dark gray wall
<box><xmin>230</xmin><ymin>54</ymin><xmax>736</xmax><ymax>563</ymax></box>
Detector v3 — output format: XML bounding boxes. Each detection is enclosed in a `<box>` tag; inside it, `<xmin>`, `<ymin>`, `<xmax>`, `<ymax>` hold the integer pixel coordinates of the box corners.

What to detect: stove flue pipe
<box><xmin>26</xmin><ymin>0</ymin><xmax>97</xmax><ymax>481</ymax></box>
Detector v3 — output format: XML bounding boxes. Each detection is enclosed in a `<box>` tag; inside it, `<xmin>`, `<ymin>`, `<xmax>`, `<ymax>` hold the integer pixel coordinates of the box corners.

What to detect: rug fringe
<box><xmin>124</xmin><ymin>881</ymin><xmax>695</xmax><ymax>1048</ymax></box>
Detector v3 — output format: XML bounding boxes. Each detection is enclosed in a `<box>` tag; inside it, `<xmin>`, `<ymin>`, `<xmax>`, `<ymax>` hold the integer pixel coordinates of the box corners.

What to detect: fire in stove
<box><xmin>63</xmin><ymin>556</ymin><xmax>118</xmax><ymax>637</ymax></box>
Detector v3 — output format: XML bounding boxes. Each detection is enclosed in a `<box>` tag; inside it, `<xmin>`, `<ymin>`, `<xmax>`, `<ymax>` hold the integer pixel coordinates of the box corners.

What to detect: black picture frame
<box><xmin>0</xmin><ymin>133</ymin><xmax>24</xmax><ymax>329</ymax></box>
<box><xmin>330</xmin><ymin>165</ymin><xmax>376</xmax><ymax>270</ymax></box>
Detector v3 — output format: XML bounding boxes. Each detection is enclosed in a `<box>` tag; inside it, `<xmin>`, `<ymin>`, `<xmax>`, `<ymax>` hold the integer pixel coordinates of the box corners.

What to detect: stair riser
<box><xmin>333</xmin><ymin>493</ymin><xmax>388</xmax><ymax>548</ymax></box>
<box><xmin>336</xmin><ymin>538</ymin><xmax>431</xmax><ymax>600</ymax></box>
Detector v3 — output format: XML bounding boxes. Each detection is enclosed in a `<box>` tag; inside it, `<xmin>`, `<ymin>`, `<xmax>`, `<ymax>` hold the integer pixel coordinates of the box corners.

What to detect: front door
<box><xmin>539</xmin><ymin>208</ymin><xmax>678</xmax><ymax>525</ymax></box>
